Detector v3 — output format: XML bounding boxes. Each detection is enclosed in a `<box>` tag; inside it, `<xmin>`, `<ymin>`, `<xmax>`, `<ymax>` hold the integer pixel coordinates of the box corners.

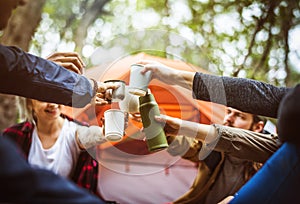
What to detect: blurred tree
<box><xmin>43</xmin><ymin>0</ymin><xmax>110</xmax><ymax>52</ymax></box>
<box><xmin>0</xmin><ymin>0</ymin><xmax>46</xmax><ymax>130</ymax></box>
<box><xmin>1</xmin><ymin>0</ymin><xmax>46</xmax><ymax>49</ymax></box>
<box><xmin>30</xmin><ymin>0</ymin><xmax>111</xmax><ymax>57</ymax></box>
<box><xmin>85</xmin><ymin>0</ymin><xmax>299</xmax><ymax>86</ymax></box>
<box><xmin>181</xmin><ymin>0</ymin><xmax>300</xmax><ymax>86</ymax></box>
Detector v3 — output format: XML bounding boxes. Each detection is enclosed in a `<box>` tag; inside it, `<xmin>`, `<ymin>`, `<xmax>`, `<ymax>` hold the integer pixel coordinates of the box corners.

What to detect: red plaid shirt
<box><xmin>3</xmin><ymin>115</ymin><xmax>99</xmax><ymax>196</ymax></box>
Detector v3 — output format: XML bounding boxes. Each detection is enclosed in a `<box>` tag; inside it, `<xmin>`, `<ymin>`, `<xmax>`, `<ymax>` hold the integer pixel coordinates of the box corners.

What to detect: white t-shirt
<box><xmin>28</xmin><ymin>119</ymin><xmax>81</xmax><ymax>178</ymax></box>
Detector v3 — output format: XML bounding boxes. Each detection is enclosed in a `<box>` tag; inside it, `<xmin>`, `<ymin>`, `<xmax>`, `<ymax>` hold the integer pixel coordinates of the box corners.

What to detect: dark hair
<box><xmin>253</xmin><ymin>115</ymin><xmax>266</xmax><ymax>124</ymax></box>
<box><xmin>277</xmin><ymin>84</ymin><xmax>300</xmax><ymax>145</ymax></box>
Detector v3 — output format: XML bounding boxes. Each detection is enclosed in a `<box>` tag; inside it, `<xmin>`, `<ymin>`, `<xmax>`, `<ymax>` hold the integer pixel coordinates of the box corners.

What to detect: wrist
<box><xmin>89</xmin><ymin>78</ymin><xmax>98</xmax><ymax>97</ymax></box>
<box><xmin>76</xmin><ymin>125</ymin><xmax>106</xmax><ymax>149</ymax></box>
<box><xmin>178</xmin><ymin>70</ymin><xmax>194</xmax><ymax>90</ymax></box>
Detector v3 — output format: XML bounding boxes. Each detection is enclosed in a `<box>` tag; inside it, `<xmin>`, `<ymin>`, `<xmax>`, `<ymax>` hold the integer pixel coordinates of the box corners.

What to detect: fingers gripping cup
<box><xmin>104</xmin><ymin>80</ymin><xmax>126</xmax><ymax>102</ymax></box>
<box><xmin>104</xmin><ymin>109</ymin><xmax>125</xmax><ymax>142</ymax></box>
<box><xmin>139</xmin><ymin>93</ymin><xmax>168</xmax><ymax>152</ymax></box>
<box><xmin>119</xmin><ymin>86</ymin><xmax>140</xmax><ymax>114</ymax></box>
<box><xmin>129</xmin><ymin>64</ymin><xmax>152</xmax><ymax>96</ymax></box>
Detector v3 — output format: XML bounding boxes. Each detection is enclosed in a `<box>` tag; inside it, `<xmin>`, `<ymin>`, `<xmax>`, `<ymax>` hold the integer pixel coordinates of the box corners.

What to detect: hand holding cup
<box><xmin>104</xmin><ymin>80</ymin><xmax>126</xmax><ymax>102</ymax></box>
<box><xmin>94</xmin><ymin>81</ymin><xmax>121</xmax><ymax>105</ymax></box>
<box><xmin>129</xmin><ymin>64</ymin><xmax>152</xmax><ymax>96</ymax></box>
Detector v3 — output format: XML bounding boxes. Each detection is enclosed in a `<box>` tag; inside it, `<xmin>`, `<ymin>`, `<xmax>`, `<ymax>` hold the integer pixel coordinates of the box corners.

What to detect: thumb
<box><xmin>155</xmin><ymin>114</ymin><xmax>167</xmax><ymax>123</ymax></box>
<box><xmin>155</xmin><ymin>114</ymin><xmax>181</xmax><ymax>128</ymax></box>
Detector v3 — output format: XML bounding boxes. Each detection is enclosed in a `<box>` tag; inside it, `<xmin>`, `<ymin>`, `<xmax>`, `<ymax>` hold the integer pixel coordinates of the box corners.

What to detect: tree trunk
<box><xmin>0</xmin><ymin>0</ymin><xmax>46</xmax><ymax>131</ymax></box>
<box><xmin>75</xmin><ymin>0</ymin><xmax>110</xmax><ymax>52</ymax></box>
<box><xmin>1</xmin><ymin>0</ymin><xmax>46</xmax><ymax>49</ymax></box>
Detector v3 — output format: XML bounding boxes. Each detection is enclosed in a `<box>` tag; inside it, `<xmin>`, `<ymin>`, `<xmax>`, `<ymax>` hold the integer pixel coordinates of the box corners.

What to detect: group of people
<box><xmin>137</xmin><ymin>60</ymin><xmax>299</xmax><ymax>203</ymax></box>
<box><xmin>1</xmin><ymin>0</ymin><xmax>299</xmax><ymax>204</ymax></box>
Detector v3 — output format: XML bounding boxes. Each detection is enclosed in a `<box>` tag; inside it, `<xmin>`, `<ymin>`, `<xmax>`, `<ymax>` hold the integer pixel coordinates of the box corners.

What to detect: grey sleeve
<box><xmin>192</xmin><ymin>72</ymin><xmax>291</xmax><ymax>118</ymax></box>
<box><xmin>212</xmin><ymin>124</ymin><xmax>281</xmax><ymax>163</ymax></box>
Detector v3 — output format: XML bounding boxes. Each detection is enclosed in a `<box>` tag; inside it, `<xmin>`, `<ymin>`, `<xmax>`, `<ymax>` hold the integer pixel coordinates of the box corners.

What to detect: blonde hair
<box><xmin>16</xmin><ymin>96</ymin><xmax>35</xmax><ymax>123</ymax></box>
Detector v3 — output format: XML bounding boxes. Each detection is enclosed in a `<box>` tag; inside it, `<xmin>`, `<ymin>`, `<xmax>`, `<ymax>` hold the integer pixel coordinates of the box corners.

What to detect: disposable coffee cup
<box><xmin>104</xmin><ymin>80</ymin><xmax>126</xmax><ymax>102</ymax></box>
<box><xmin>139</xmin><ymin>93</ymin><xmax>168</xmax><ymax>152</ymax></box>
<box><xmin>129</xmin><ymin>64</ymin><xmax>152</xmax><ymax>96</ymax></box>
<box><xmin>119</xmin><ymin>86</ymin><xmax>140</xmax><ymax>114</ymax></box>
<box><xmin>104</xmin><ymin>109</ymin><xmax>125</xmax><ymax>142</ymax></box>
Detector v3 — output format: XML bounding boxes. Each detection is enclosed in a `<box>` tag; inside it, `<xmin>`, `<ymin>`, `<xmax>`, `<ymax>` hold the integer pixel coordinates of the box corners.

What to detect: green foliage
<box><xmin>30</xmin><ymin>0</ymin><xmax>300</xmax><ymax>86</ymax></box>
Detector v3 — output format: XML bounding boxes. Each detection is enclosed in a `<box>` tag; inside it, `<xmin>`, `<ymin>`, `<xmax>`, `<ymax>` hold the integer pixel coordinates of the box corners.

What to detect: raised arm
<box><xmin>136</xmin><ymin>60</ymin><xmax>292</xmax><ymax>118</ymax></box>
<box><xmin>193</xmin><ymin>73</ymin><xmax>291</xmax><ymax>118</ymax></box>
<box><xmin>137</xmin><ymin>60</ymin><xmax>194</xmax><ymax>90</ymax></box>
<box><xmin>0</xmin><ymin>45</ymin><xmax>93</xmax><ymax>107</ymax></box>
<box><xmin>0</xmin><ymin>45</ymin><xmax>118</xmax><ymax>107</ymax></box>
<box><xmin>156</xmin><ymin>114</ymin><xmax>280</xmax><ymax>163</ymax></box>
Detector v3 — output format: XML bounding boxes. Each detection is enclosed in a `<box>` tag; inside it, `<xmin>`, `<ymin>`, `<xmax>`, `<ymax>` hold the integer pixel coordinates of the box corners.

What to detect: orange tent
<box><xmin>64</xmin><ymin>52</ymin><xmax>225</xmax><ymax>151</ymax></box>
<box><xmin>63</xmin><ymin>53</ymin><xmax>226</xmax><ymax>203</ymax></box>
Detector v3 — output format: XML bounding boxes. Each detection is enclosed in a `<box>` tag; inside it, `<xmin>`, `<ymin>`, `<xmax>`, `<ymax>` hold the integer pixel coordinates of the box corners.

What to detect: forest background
<box><xmin>0</xmin><ymin>0</ymin><xmax>299</xmax><ymax>130</ymax></box>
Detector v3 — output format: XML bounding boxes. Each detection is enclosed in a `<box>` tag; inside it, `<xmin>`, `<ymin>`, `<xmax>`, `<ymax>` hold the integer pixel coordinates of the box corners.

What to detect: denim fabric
<box><xmin>230</xmin><ymin>142</ymin><xmax>300</xmax><ymax>204</ymax></box>
<box><xmin>0</xmin><ymin>44</ymin><xmax>93</xmax><ymax>107</ymax></box>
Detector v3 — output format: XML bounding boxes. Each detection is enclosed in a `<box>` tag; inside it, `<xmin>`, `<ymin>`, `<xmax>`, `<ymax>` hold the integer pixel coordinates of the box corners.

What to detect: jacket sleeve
<box><xmin>167</xmin><ymin>125</ymin><xmax>280</xmax><ymax>163</ymax></box>
<box><xmin>166</xmin><ymin>135</ymin><xmax>203</xmax><ymax>162</ymax></box>
<box><xmin>0</xmin><ymin>45</ymin><xmax>94</xmax><ymax>108</ymax></box>
<box><xmin>192</xmin><ymin>72</ymin><xmax>291</xmax><ymax>118</ymax></box>
<box><xmin>209</xmin><ymin>124</ymin><xmax>281</xmax><ymax>163</ymax></box>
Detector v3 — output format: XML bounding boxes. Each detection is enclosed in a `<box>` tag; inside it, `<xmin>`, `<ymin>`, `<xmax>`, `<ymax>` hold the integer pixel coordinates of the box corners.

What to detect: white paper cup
<box><xmin>129</xmin><ymin>64</ymin><xmax>152</xmax><ymax>96</ymax></box>
<box><xmin>104</xmin><ymin>109</ymin><xmax>125</xmax><ymax>142</ymax></box>
<box><xmin>104</xmin><ymin>80</ymin><xmax>126</xmax><ymax>102</ymax></box>
<box><xmin>119</xmin><ymin>86</ymin><xmax>140</xmax><ymax>114</ymax></box>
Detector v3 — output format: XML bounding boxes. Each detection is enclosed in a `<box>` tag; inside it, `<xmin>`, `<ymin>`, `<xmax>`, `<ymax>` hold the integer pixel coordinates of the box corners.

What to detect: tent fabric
<box><xmin>63</xmin><ymin>53</ymin><xmax>226</xmax><ymax>203</ymax></box>
<box><xmin>64</xmin><ymin>52</ymin><xmax>225</xmax><ymax>148</ymax></box>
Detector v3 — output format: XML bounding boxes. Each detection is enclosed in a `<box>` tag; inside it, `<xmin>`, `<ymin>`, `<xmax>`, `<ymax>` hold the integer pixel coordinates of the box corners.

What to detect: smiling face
<box><xmin>30</xmin><ymin>100</ymin><xmax>62</xmax><ymax>122</ymax></box>
<box><xmin>0</xmin><ymin>0</ymin><xmax>27</xmax><ymax>30</ymax></box>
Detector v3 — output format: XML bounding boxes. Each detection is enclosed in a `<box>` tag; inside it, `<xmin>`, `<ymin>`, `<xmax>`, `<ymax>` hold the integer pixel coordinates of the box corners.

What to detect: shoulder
<box><xmin>2</xmin><ymin>121</ymin><xmax>34</xmax><ymax>152</ymax></box>
<box><xmin>3</xmin><ymin>121</ymin><xmax>33</xmax><ymax>136</ymax></box>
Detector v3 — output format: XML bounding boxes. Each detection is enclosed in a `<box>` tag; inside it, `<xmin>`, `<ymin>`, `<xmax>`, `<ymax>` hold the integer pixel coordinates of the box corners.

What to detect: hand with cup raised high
<box><xmin>136</xmin><ymin>60</ymin><xmax>195</xmax><ymax>90</ymax></box>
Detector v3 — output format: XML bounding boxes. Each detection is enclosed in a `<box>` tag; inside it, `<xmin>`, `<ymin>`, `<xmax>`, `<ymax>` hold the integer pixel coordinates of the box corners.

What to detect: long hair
<box><xmin>16</xmin><ymin>96</ymin><xmax>35</xmax><ymax>123</ymax></box>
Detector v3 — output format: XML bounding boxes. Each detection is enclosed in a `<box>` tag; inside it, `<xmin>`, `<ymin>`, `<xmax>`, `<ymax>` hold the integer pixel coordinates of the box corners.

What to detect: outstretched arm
<box><xmin>0</xmin><ymin>46</ymin><xmax>118</xmax><ymax>107</ymax></box>
<box><xmin>193</xmin><ymin>72</ymin><xmax>291</xmax><ymax>118</ymax></box>
<box><xmin>156</xmin><ymin>114</ymin><xmax>279</xmax><ymax>163</ymax></box>
<box><xmin>135</xmin><ymin>59</ymin><xmax>291</xmax><ymax>118</ymax></box>
<box><xmin>136</xmin><ymin>60</ymin><xmax>195</xmax><ymax>90</ymax></box>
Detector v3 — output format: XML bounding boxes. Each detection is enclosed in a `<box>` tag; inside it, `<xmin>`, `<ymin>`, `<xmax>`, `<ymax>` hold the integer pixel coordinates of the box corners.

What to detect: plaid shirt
<box><xmin>3</xmin><ymin>115</ymin><xmax>99</xmax><ymax>196</ymax></box>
